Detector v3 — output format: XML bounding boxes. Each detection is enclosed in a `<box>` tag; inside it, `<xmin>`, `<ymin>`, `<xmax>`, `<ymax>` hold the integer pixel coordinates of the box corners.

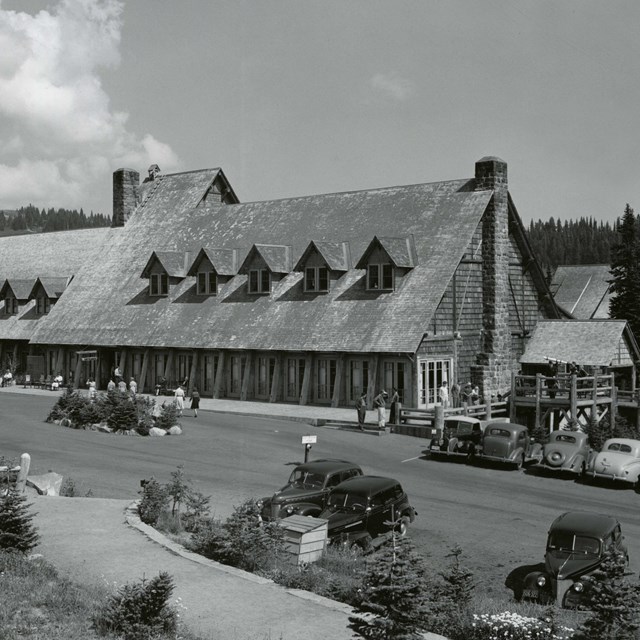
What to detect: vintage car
<box><xmin>319</xmin><ymin>475</ymin><xmax>417</xmax><ymax>551</ymax></box>
<box><xmin>257</xmin><ymin>459</ymin><xmax>362</xmax><ymax>521</ymax></box>
<box><xmin>479</xmin><ymin>422</ymin><xmax>542</xmax><ymax>469</ymax></box>
<box><xmin>522</xmin><ymin>511</ymin><xmax>628</xmax><ymax>607</ymax></box>
<box><xmin>534</xmin><ymin>430</ymin><xmax>594</xmax><ymax>476</ymax></box>
<box><xmin>428</xmin><ymin>416</ymin><xmax>509</xmax><ymax>461</ymax></box>
<box><xmin>585</xmin><ymin>438</ymin><xmax>640</xmax><ymax>491</ymax></box>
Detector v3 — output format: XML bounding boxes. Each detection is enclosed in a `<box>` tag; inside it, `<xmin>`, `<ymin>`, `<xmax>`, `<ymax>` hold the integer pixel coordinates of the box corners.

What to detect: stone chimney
<box><xmin>112</xmin><ymin>168</ymin><xmax>140</xmax><ymax>227</ymax></box>
<box><xmin>471</xmin><ymin>156</ymin><xmax>511</xmax><ymax>396</ymax></box>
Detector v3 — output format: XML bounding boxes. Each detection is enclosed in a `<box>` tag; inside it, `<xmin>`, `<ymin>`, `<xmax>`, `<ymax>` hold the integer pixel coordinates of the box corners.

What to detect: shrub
<box><xmin>154</xmin><ymin>402</ymin><xmax>181</xmax><ymax>431</ymax></box>
<box><xmin>92</xmin><ymin>571</ymin><xmax>177</xmax><ymax>640</ymax></box>
<box><xmin>138</xmin><ymin>478</ymin><xmax>169</xmax><ymax>526</ymax></box>
<box><xmin>106</xmin><ymin>398</ymin><xmax>138</xmax><ymax>432</ymax></box>
<box><xmin>46</xmin><ymin>388</ymin><xmax>91</xmax><ymax>426</ymax></box>
<box><xmin>465</xmin><ymin>611</ymin><xmax>575</xmax><ymax>640</ymax></box>
<box><xmin>586</xmin><ymin>413</ymin><xmax>640</xmax><ymax>451</ymax></box>
<box><xmin>0</xmin><ymin>490</ymin><xmax>39</xmax><ymax>553</ymax></box>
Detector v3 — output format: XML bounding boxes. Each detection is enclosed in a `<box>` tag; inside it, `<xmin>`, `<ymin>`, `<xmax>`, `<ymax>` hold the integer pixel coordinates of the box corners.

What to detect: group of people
<box><xmin>437</xmin><ymin>380</ymin><xmax>480</xmax><ymax>408</ymax></box>
<box><xmin>355</xmin><ymin>388</ymin><xmax>400</xmax><ymax>431</ymax></box>
<box><xmin>173</xmin><ymin>384</ymin><xmax>200</xmax><ymax>417</ymax></box>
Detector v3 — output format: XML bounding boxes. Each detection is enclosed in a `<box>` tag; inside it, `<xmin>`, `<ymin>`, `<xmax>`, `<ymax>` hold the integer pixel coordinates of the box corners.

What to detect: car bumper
<box><xmin>587</xmin><ymin>471</ymin><xmax>635</xmax><ymax>484</ymax></box>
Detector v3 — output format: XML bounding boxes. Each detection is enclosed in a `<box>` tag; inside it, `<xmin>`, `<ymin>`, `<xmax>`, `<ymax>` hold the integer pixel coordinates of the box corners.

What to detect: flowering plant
<box><xmin>468</xmin><ymin>611</ymin><xmax>574</xmax><ymax>640</ymax></box>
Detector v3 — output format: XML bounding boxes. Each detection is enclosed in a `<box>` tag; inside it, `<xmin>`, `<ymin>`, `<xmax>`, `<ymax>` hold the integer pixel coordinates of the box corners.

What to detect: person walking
<box><xmin>438</xmin><ymin>380</ymin><xmax>450</xmax><ymax>408</ymax></box>
<box><xmin>389</xmin><ymin>387</ymin><xmax>400</xmax><ymax>425</ymax></box>
<box><xmin>190</xmin><ymin>387</ymin><xmax>201</xmax><ymax>417</ymax></box>
<box><xmin>355</xmin><ymin>392</ymin><xmax>367</xmax><ymax>431</ymax></box>
<box><xmin>129</xmin><ymin>377</ymin><xmax>138</xmax><ymax>397</ymax></box>
<box><xmin>174</xmin><ymin>385</ymin><xmax>185</xmax><ymax>416</ymax></box>
<box><xmin>373</xmin><ymin>390</ymin><xmax>388</xmax><ymax>429</ymax></box>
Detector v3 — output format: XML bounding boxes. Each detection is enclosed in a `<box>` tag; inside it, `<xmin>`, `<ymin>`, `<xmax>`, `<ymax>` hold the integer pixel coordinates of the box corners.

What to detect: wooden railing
<box><xmin>512</xmin><ymin>373</ymin><xmax>615</xmax><ymax>404</ymax></box>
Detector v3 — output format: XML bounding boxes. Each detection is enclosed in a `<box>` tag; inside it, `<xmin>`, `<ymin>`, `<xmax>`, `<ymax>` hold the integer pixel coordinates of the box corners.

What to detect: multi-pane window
<box><xmin>317</xmin><ymin>358</ymin><xmax>337</xmax><ymax>401</ymax></box>
<box><xmin>248</xmin><ymin>269</ymin><xmax>271</xmax><ymax>294</ymax></box>
<box><xmin>35</xmin><ymin>296</ymin><xmax>50</xmax><ymax>315</ymax></box>
<box><xmin>149</xmin><ymin>273</ymin><xmax>169</xmax><ymax>296</ymax></box>
<box><xmin>349</xmin><ymin>360</ymin><xmax>370</xmax><ymax>401</ymax></box>
<box><xmin>4</xmin><ymin>296</ymin><xmax>17</xmax><ymax>315</ymax></box>
<box><xmin>197</xmin><ymin>271</ymin><xmax>217</xmax><ymax>295</ymax></box>
<box><xmin>304</xmin><ymin>266</ymin><xmax>329</xmax><ymax>292</ymax></box>
<box><xmin>367</xmin><ymin>263</ymin><xmax>394</xmax><ymax>290</ymax></box>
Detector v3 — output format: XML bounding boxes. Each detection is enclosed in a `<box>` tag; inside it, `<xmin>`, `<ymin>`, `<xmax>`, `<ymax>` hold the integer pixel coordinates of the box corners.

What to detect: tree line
<box><xmin>0</xmin><ymin>204</ymin><xmax>110</xmax><ymax>235</ymax></box>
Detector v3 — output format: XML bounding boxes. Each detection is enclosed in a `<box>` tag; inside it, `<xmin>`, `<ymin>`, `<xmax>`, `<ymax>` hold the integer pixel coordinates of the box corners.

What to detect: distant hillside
<box><xmin>0</xmin><ymin>204</ymin><xmax>110</xmax><ymax>237</ymax></box>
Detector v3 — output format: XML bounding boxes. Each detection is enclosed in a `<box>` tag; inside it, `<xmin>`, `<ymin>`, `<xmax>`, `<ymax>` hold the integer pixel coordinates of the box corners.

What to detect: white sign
<box><xmin>301</xmin><ymin>435</ymin><xmax>317</xmax><ymax>444</ymax></box>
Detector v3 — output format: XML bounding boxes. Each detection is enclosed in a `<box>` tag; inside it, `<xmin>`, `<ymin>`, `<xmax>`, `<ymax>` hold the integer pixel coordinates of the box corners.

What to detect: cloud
<box><xmin>0</xmin><ymin>0</ymin><xmax>180</xmax><ymax>212</ymax></box>
<box><xmin>369</xmin><ymin>73</ymin><xmax>415</xmax><ymax>101</ymax></box>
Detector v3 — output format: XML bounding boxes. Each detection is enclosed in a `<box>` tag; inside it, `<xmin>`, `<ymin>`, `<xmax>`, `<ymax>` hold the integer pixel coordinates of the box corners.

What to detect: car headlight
<box><xmin>573</xmin><ymin>581</ymin><xmax>584</xmax><ymax>592</ymax></box>
<box><xmin>284</xmin><ymin>505</ymin><xmax>295</xmax><ymax>515</ymax></box>
<box><xmin>536</xmin><ymin>575</ymin><xmax>547</xmax><ymax>587</ymax></box>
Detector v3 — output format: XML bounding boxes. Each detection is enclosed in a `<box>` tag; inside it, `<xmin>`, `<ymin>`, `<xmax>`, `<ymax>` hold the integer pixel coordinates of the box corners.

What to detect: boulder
<box><xmin>97</xmin><ymin>423</ymin><xmax>112</xmax><ymax>433</ymax></box>
<box><xmin>60</xmin><ymin>418</ymin><xmax>72</xmax><ymax>428</ymax></box>
<box><xmin>27</xmin><ymin>472</ymin><xmax>64</xmax><ymax>496</ymax></box>
<box><xmin>148</xmin><ymin>427</ymin><xmax>166</xmax><ymax>437</ymax></box>
<box><xmin>168</xmin><ymin>426</ymin><xmax>183</xmax><ymax>435</ymax></box>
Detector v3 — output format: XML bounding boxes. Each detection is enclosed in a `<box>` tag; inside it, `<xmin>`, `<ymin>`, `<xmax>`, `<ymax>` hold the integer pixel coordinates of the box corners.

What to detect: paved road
<box><xmin>2</xmin><ymin>390</ymin><xmax>639</xmax><ymax>599</ymax></box>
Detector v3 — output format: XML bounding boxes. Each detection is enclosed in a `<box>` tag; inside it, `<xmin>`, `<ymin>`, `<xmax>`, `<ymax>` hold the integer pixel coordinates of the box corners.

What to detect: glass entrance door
<box><xmin>417</xmin><ymin>359</ymin><xmax>451</xmax><ymax>408</ymax></box>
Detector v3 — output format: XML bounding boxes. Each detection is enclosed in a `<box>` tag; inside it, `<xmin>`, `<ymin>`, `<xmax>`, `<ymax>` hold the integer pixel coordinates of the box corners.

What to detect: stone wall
<box><xmin>112</xmin><ymin>168</ymin><xmax>140</xmax><ymax>227</ymax></box>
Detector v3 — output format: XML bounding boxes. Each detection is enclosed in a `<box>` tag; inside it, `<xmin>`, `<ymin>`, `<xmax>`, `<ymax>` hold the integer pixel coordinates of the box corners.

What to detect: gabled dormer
<box><xmin>0</xmin><ymin>279</ymin><xmax>35</xmax><ymax>316</ymax></box>
<box><xmin>186</xmin><ymin>248</ymin><xmax>238</xmax><ymax>296</ymax></box>
<box><xmin>355</xmin><ymin>236</ymin><xmax>417</xmax><ymax>291</ymax></box>
<box><xmin>198</xmin><ymin>169</ymin><xmax>241</xmax><ymax>206</ymax></box>
<box><xmin>140</xmin><ymin>251</ymin><xmax>189</xmax><ymax>297</ymax></box>
<box><xmin>238</xmin><ymin>244</ymin><xmax>292</xmax><ymax>295</ymax></box>
<box><xmin>28</xmin><ymin>277</ymin><xmax>71</xmax><ymax>315</ymax></box>
<box><xmin>293</xmin><ymin>241</ymin><xmax>351</xmax><ymax>293</ymax></box>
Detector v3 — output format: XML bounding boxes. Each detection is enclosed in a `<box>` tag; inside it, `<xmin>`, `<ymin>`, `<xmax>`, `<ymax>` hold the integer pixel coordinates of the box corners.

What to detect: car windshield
<box><xmin>547</xmin><ymin>532</ymin><xmax>600</xmax><ymax>556</ymax></box>
<box><xmin>488</xmin><ymin>428</ymin><xmax>511</xmax><ymax>438</ymax></box>
<box><xmin>455</xmin><ymin>424</ymin><xmax>474</xmax><ymax>436</ymax></box>
<box><xmin>326</xmin><ymin>491</ymin><xmax>367</xmax><ymax>512</ymax></box>
<box><xmin>607</xmin><ymin>443</ymin><xmax>633</xmax><ymax>454</ymax></box>
<box><xmin>555</xmin><ymin>435</ymin><xmax>576</xmax><ymax>444</ymax></box>
<box><xmin>288</xmin><ymin>470</ymin><xmax>325</xmax><ymax>489</ymax></box>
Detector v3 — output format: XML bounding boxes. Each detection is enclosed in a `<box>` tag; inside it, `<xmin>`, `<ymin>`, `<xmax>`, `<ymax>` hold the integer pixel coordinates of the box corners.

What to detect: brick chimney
<box><xmin>112</xmin><ymin>168</ymin><xmax>140</xmax><ymax>227</ymax></box>
<box><xmin>471</xmin><ymin>156</ymin><xmax>511</xmax><ymax>396</ymax></box>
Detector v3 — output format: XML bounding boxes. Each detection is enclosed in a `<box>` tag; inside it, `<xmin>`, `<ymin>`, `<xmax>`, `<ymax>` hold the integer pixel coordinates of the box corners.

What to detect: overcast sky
<box><xmin>0</xmin><ymin>0</ymin><xmax>638</xmax><ymax>224</ymax></box>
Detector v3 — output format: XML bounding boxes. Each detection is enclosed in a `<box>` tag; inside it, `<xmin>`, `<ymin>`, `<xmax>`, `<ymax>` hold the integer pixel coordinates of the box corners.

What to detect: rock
<box><xmin>168</xmin><ymin>426</ymin><xmax>183</xmax><ymax>435</ymax></box>
<box><xmin>27</xmin><ymin>472</ymin><xmax>64</xmax><ymax>496</ymax></box>
<box><xmin>60</xmin><ymin>418</ymin><xmax>72</xmax><ymax>428</ymax></box>
<box><xmin>97</xmin><ymin>423</ymin><xmax>112</xmax><ymax>433</ymax></box>
<box><xmin>148</xmin><ymin>427</ymin><xmax>167</xmax><ymax>437</ymax></box>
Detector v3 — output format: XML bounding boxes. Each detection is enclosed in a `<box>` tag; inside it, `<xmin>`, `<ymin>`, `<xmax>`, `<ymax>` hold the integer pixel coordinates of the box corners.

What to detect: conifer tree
<box><xmin>0</xmin><ymin>489</ymin><xmax>39</xmax><ymax>553</ymax></box>
<box><xmin>609</xmin><ymin>204</ymin><xmax>640</xmax><ymax>339</ymax></box>
<box><xmin>349</xmin><ymin>534</ymin><xmax>430</xmax><ymax>640</ymax></box>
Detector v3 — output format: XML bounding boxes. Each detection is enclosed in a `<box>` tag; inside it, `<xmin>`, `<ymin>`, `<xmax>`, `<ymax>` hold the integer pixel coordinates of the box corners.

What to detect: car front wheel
<box><xmin>396</xmin><ymin>516</ymin><xmax>410</xmax><ymax>537</ymax></box>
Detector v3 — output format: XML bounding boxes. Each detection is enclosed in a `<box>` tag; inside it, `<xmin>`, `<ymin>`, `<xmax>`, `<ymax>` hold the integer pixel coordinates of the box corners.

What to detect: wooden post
<box><xmin>510</xmin><ymin>370</ymin><xmax>517</xmax><ymax>421</ymax></box>
<box><xmin>12</xmin><ymin>343</ymin><xmax>18</xmax><ymax>369</ymax></box>
<box><xmin>535</xmin><ymin>373</ymin><xmax>542</xmax><ymax>434</ymax></box>
<box><xmin>73</xmin><ymin>353</ymin><xmax>82</xmax><ymax>389</ymax></box>
<box><xmin>331</xmin><ymin>355</ymin><xmax>344</xmax><ymax>408</ymax></box>
<box><xmin>611</xmin><ymin>372</ymin><xmax>617</xmax><ymax>431</ymax></box>
<box><xmin>163</xmin><ymin>349</ymin><xmax>174</xmax><ymax>386</ymax></box>
<box><xmin>367</xmin><ymin>355</ymin><xmax>380</xmax><ymax>406</ymax></box>
<box><xmin>434</xmin><ymin>403</ymin><xmax>444</xmax><ymax>435</ymax></box>
<box><xmin>213</xmin><ymin>351</ymin><xmax>225</xmax><ymax>399</ymax></box>
<box><xmin>240</xmin><ymin>351</ymin><xmax>253</xmax><ymax>401</ymax></box>
<box><xmin>53</xmin><ymin>348</ymin><xmax>64</xmax><ymax>376</ymax></box>
<box><xmin>484</xmin><ymin>394</ymin><xmax>492</xmax><ymax>420</ymax></box>
<box><xmin>138</xmin><ymin>349</ymin><xmax>150</xmax><ymax>393</ymax></box>
<box><xmin>118</xmin><ymin>349</ymin><xmax>127</xmax><ymax>378</ymax></box>
<box><xmin>570</xmin><ymin>374</ymin><xmax>578</xmax><ymax>425</ymax></box>
<box><xmin>299</xmin><ymin>353</ymin><xmax>313</xmax><ymax>406</ymax></box>
<box><xmin>188</xmin><ymin>351</ymin><xmax>199</xmax><ymax>395</ymax></box>
<box><xmin>395</xmin><ymin>401</ymin><xmax>402</xmax><ymax>425</ymax></box>
<box><xmin>15</xmin><ymin>453</ymin><xmax>30</xmax><ymax>493</ymax></box>
<box><xmin>270</xmin><ymin>354</ymin><xmax>282</xmax><ymax>403</ymax></box>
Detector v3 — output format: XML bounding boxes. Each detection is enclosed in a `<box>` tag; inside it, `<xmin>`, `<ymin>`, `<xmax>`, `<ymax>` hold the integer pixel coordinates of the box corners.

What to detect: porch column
<box><xmin>331</xmin><ymin>354</ymin><xmax>344</xmax><ymax>408</ymax></box>
<box><xmin>270</xmin><ymin>353</ymin><xmax>282</xmax><ymax>403</ymax></box>
<box><xmin>163</xmin><ymin>349</ymin><xmax>174</xmax><ymax>385</ymax></box>
<box><xmin>240</xmin><ymin>351</ymin><xmax>254</xmax><ymax>401</ymax></box>
<box><xmin>213</xmin><ymin>351</ymin><xmax>225</xmax><ymax>399</ymax></box>
<box><xmin>53</xmin><ymin>348</ymin><xmax>64</xmax><ymax>376</ymax></box>
<box><xmin>118</xmin><ymin>349</ymin><xmax>128</xmax><ymax>379</ymax></box>
<box><xmin>299</xmin><ymin>353</ymin><xmax>313</xmax><ymax>406</ymax></box>
<box><xmin>138</xmin><ymin>349</ymin><xmax>150</xmax><ymax>393</ymax></box>
<box><xmin>367</xmin><ymin>355</ymin><xmax>380</xmax><ymax>405</ymax></box>
<box><xmin>188</xmin><ymin>351</ymin><xmax>199</xmax><ymax>395</ymax></box>
<box><xmin>73</xmin><ymin>352</ymin><xmax>82</xmax><ymax>389</ymax></box>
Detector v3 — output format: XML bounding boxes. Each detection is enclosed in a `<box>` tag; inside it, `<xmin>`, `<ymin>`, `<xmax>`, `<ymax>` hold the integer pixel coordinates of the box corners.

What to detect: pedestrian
<box><xmin>117</xmin><ymin>378</ymin><xmax>127</xmax><ymax>393</ymax></box>
<box><xmin>87</xmin><ymin>377</ymin><xmax>97</xmax><ymax>400</ymax></box>
<box><xmin>451</xmin><ymin>381</ymin><xmax>460</xmax><ymax>408</ymax></box>
<box><xmin>129</xmin><ymin>377</ymin><xmax>137</xmax><ymax>396</ymax></box>
<box><xmin>113</xmin><ymin>366</ymin><xmax>122</xmax><ymax>383</ymax></box>
<box><xmin>355</xmin><ymin>392</ymin><xmax>367</xmax><ymax>431</ymax></box>
<box><xmin>155</xmin><ymin>375</ymin><xmax>166</xmax><ymax>396</ymax></box>
<box><xmin>2</xmin><ymin>369</ymin><xmax>12</xmax><ymax>387</ymax></box>
<box><xmin>190</xmin><ymin>387</ymin><xmax>200</xmax><ymax>417</ymax></box>
<box><xmin>373</xmin><ymin>390</ymin><xmax>388</xmax><ymax>429</ymax></box>
<box><xmin>471</xmin><ymin>385</ymin><xmax>480</xmax><ymax>405</ymax></box>
<box><xmin>174</xmin><ymin>384</ymin><xmax>185</xmax><ymax>415</ymax></box>
<box><xmin>462</xmin><ymin>381</ymin><xmax>473</xmax><ymax>406</ymax></box>
<box><xmin>107</xmin><ymin>378</ymin><xmax>116</xmax><ymax>392</ymax></box>
<box><xmin>389</xmin><ymin>387</ymin><xmax>400</xmax><ymax>425</ymax></box>
<box><xmin>438</xmin><ymin>380</ymin><xmax>450</xmax><ymax>408</ymax></box>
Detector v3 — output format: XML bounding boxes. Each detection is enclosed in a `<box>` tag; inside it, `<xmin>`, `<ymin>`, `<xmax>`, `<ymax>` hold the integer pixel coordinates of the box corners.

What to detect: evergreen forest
<box><xmin>0</xmin><ymin>204</ymin><xmax>110</xmax><ymax>236</ymax></box>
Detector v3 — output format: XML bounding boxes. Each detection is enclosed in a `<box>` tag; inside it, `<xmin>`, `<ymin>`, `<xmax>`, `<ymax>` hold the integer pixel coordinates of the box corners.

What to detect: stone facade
<box><xmin>112</xmin><ymin>168</ymin><xmax>140</xmax><ymax>228</ymax></box>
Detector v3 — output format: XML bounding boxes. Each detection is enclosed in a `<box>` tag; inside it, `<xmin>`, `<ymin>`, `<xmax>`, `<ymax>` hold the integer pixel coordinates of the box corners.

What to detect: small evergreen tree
<box><xmin>138</xmin><ymin>478</ymin><xmax>169</xmax><ymax>526</ymax></box>
<box><xmin>349</xmin><ymin>534</ymin><xmax>430</xmax><ymax>640</ymax></box>
<box><xmin>107</xmin><ymin>397</ymin><xmax>138</xmax><ymax>432</ymax></box>
<box><xmin>0</xmin><ymin>490</ymin><xmax>39</xmax><ymax>553</ymax></box>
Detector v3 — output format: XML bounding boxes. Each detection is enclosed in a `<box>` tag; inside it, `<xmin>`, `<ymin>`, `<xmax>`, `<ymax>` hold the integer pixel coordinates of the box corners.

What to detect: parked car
<box><xmin>522</xmin><ymin>511</ymin><xmax>628</xmax><ymax>607</ymax></box>
<box><xmin>428</xmin><ymin>416</ymin><xmax>508</xmax><ymax>461</ymax></box>
<box><xmin>534</xmin><ymin>430</ymin><xmax>594</xmax><ymax>476</ymax></box>
<box><xmin>479</xmin><ymin>422</ymin><xmax>542</xmax><ymax>469</ymax></box>
<box><xmin>258</xmin><ymin>459</ymin><xmax>362</xmax><ymax>521</ymax></box>
<box><xmin>585</xmin><ymin>438</ymin><xmax>640</xmax><ymax>491</ymax></box>
<box><xmin>319</xmin><ymin>475</ymin><xmax>417</xmax><ymax>551</ymax></box>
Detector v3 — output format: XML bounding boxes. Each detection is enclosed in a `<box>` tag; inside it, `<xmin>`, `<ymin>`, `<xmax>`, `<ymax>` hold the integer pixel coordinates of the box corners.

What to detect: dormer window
<box><xmin>367</xmin><ymin>263</ymin><xmax>394</xmax><ymax>291</ymax></box>
<box><xmin>305</xmin><ymin>266</ymin><xmax>329</xmax><ymax>292</ymax></box>
<box><xmin>149</xmin><ymin>273</ymin><xmax>169</xmax><ymax>296</ymax></box>
<box><xmin>197</xmin><ymin>271</ymin><xmax>217</xmax><ymax>295</ymax></box>
<box><xmin>4</xmin><ymin>296</ymin><xmax>17</xmax><ymax>315</ymax></box>
<box><xmin>249</xmin><ymin>269</ymin><xmax>271</xmax><ymax>294</ymax></box>
<box><xmin>35</xmin><ymin>296</ymin><xmax>51</xmax><ymax>315</ymax></box>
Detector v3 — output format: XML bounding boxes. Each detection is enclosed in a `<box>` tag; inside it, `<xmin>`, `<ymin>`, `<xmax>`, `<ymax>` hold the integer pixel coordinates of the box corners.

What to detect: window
<box><xmin>197</xmin><ymin>271</ymin><xmax>217</xmax><ymax>295</ymax></box>
<box><xmin>248</xmin><ymin>269</ymin><xmax>271</xmax><ymax>294</ymax></box>
<box><xmin>149</xmin><ymin>273</ymin><xmax>169</xmax><ymax>296</ymax></box>
<box><xmin>367</xmin><ymin>263</ymin><xmax>393</xmax><ymax>290</ymax></box>
<box><xmin>4</xmin><ymin>297</ymin><xmax>17</xmax><ymax>315</ymax></box>
<box><xmin>35</xmin><ymin>296</ymin><xmax>50</xmax><ymax>315</ymax></box>
<box><xmin>304</xmin><ymin>266</ymin><xmax>329</xmax><ymax>292</ymax></box>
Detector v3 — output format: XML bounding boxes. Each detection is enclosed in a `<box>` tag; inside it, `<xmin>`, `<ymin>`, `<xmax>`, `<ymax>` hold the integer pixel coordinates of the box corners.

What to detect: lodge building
<box><xmin>0</xmin><ymin>157</ymin><xmax>562</xmax><ymax>407</ymax></box>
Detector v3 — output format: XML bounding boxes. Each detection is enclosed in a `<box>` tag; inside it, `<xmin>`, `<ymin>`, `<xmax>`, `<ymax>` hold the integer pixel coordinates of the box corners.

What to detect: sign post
<box><xmin>301</xmin><ymin>435</ymin><xmax>317</xmax><ymax>463</ymax></box>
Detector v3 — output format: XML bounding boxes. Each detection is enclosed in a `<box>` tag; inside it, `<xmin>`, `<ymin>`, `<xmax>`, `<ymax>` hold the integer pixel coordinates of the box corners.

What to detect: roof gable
<box><xmin>187</xmin><ymin>248</ymin><xmax>238</xmax><ymax>276</ymax></box>
<box><xmin>551</xmin><ymin>265</ymin><xmax>611</xmax><ymax>319</ymax></box>
<box><xmin>293</xmin><ymin>241</ymin><xmax>351</xmax><ymax>272</ymax></box>
<box><xmin>0</xmin><ymin>279</ymin><xmax>35</xmax><ymax>300</ymax></box>
<box><xmin>29</xmin><ymin>277</ymin><xmax>70</xmax><ymax>300</ymax></box>
<box><xmin>238</xmin><ymin>244</ymin><xmax>292</xmax><ymax>274</ymax></box>
<box><xmin>140</xmin><ymin>251</ymin><xmax>187</xmax><ymax>279</ymax></box>
<box><xmin>355</xmin><ymin>235</ymin><xmax>417</xmax><ymax>269</ymax></box>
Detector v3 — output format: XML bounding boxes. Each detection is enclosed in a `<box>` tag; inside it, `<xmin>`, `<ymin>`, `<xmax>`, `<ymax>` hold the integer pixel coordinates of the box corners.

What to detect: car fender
<box><xmin>290</xmin><ymin>503</ymin><xmax>323</xmax><ymax>517</ymax></box>
<box><xmin>401</xmin><ymin>507</ymin><xmax>417</xmax><ymax>522</ymax></box>
<box><xmin>447</xmin><ymin>437</ymin><xmax>459</xmax><ymax>452</ymax></box>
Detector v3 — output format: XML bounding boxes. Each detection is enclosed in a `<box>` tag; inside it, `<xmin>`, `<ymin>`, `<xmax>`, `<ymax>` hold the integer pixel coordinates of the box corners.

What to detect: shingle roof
<box><xmin>520</xmin><ymin>319</ymin><xmax>637</xmax><ymax>366</ymax></box>
<box><xmin>186</xmin><ymin>248</ymin><xmax>238</xmax><ymax>277</ymax></box>
<box><xmin>29</xmin><ymin>277</ymin><xmax>70</xmax><ymax>300</ymax></box>
<box><xmin>355</xmin><ymin>236</ymin><xmax>417</xmax><ymax>269</ymax></box>
<box><xmin>0</xmin><ymin>279</ymin><xmax>36</xmax><ymax>301</ymax></box>
<box><xmin>140</xmin><ymin>252</ymin><xmax>187</xmax><ymax>279</ymax></box>
<box><xmin>551</xmin><ymin>265</ymin><xmax>611</xmax><ymax>319</ymax></box>
<box><xmin>293</xmin><ymin>241</ymin><xmax>351</xmax><ymax>272</ymax></box>
<box><xmin>238</xmin><ymin>244</ymin><xmax>292</xmax><ymax>274</ymax></box>
<box><xmin>30</xmin><ymin>171</ymin><xmax>494</xmax><ymax>353</ymax></box>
